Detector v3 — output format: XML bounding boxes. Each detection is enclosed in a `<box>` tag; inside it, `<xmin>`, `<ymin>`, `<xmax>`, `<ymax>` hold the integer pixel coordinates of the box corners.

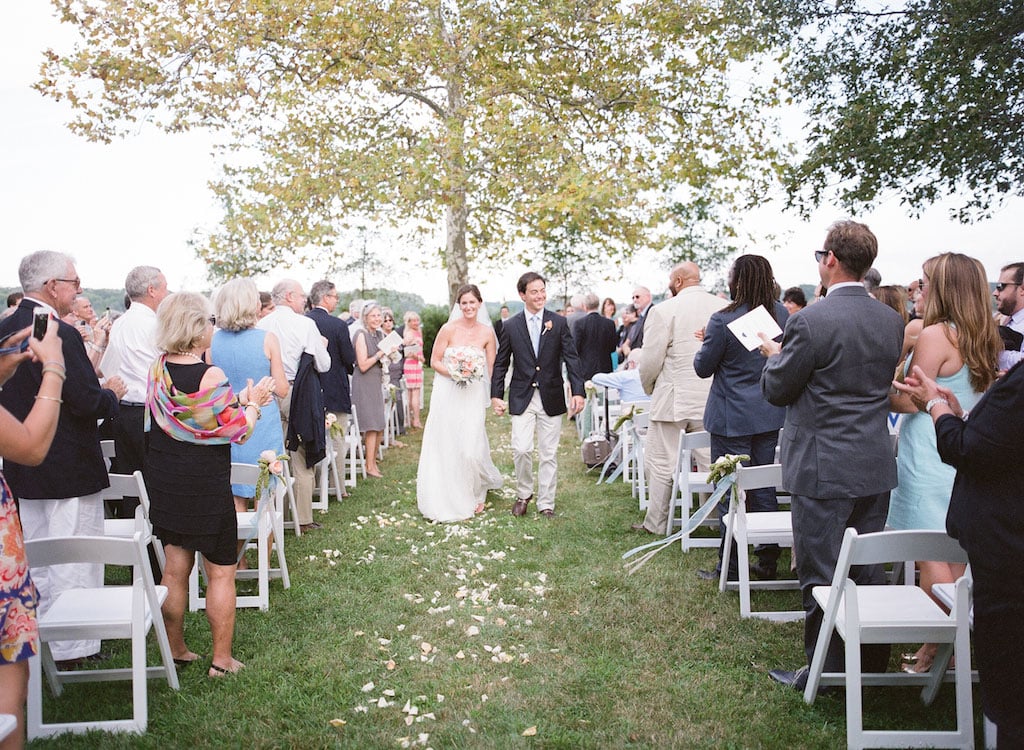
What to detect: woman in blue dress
<box><xmin>210</xmin><ymin>279</ymin><xmax>288</xmax><ymax>512</ymax></box>
<box><xmin>887</xmin><ymin>252</ymin><xmax>1001</xmax><ymax>672</ymax></box>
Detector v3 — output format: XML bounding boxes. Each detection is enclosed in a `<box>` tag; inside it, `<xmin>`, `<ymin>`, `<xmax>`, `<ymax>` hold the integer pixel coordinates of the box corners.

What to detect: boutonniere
<box><xmin>542</xmin><ymin>320</ymin><xmax>553</xmax><ymax>335</ymax></box>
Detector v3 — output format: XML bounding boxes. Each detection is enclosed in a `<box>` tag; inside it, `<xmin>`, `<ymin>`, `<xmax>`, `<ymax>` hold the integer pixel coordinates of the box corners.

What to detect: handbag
<box><xmin>581</xmin><ymin>387</ymin><xmax>618</xmax><ymax>468</ymax></box>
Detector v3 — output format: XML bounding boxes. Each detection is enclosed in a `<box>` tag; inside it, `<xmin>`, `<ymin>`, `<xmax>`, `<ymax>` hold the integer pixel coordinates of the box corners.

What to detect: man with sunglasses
<box><xmin>758</xmin><ymin>221</ymin><xmax>904</xmax><ymax>693</ymax></box>
<box><xmin>994</xmin><ymin>262</ymin><xmax>1024</xmax><ymax>371</ymax></box>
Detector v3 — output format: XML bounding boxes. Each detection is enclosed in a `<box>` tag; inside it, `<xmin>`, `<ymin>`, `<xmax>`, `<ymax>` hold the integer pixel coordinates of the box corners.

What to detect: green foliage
<box><xmin>337</xmin><ymin>288</ymin><xmax>426</xmax><ymax>319</ymax></box>
<box><xmin>751</xmin><ymin>0</ymin><xmax>1024</xmax><ymax>221</ymax></box>
<box><xmin>38</xmin><ymin>0</ymin><xmax>787</xmax><ymax>301</ymax></box>
<box><xmin>417</xmin><ymin>303</ymin><xmax>451</xmax><ymax>364</ymax></box>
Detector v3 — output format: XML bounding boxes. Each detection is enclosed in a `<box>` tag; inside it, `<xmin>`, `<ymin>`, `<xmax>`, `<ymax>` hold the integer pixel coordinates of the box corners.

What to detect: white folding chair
<box><xmin>804</xmin><ymin>529</ymin><xmax>974</xmax><ymax>749</ymax></box>
<box><xmin>627</xmin><ymin>412</ymin><xmax>650</xmax><ymax>510</ymax></box>
<box><xmin>25</xmin><ymin>532</ymin><xmax>179</xmax><ymax>739</ymax></box>
<box><xmin>102</xmin><ymin>471</ymin><xmax>165</xmax><ymax>574</ymax></box>
<box><xmin>666</xmin><ymin>430</ymin><xmax>717</xmax><ymax>543</ymax></box>
<box><xmin>0</xmin><ymin>715</ymin><xmax>15</xmax><ymax>743</ymax></box>
<box><xmin>718</xmin><ymin>463</ymin><xmax>801</xmax><ymax>621</ymax></box>
<box><xmin>278</xmin><ymin>459</ymin><xmax>302</xmax><ymax>537</ymax></box>
<box><xmin>188</xmin><ymin>463</ymin><xmax>291</xmax><ymax>612</ymax></box>
<box><xmin>314</xmin><ymin>435</ymin><xmax>344</xmax><ymax>510</ymax></box>
<box><xmin>100</xmin><ymin>439</ymin><xmax>116</xmax><ymax>471</ymax></box>
<box><xmin>345</xmin><ymin>406</ymin><xmax>367</xmax><ymax>488</ymax></box>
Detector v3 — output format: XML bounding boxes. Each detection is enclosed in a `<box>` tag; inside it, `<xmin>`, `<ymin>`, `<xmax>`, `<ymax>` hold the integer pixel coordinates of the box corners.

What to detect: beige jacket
<box><xmin>639</xmin><ymin>286</ymin><xmax>727</xmax><ymax>422</ymax></box>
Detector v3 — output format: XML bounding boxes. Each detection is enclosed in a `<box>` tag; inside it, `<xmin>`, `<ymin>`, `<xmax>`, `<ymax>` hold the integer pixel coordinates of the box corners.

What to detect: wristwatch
<box><xmin>924</xmin><ymin>397</ymin><xmax>949</xmax><ymax>414</ymax></box>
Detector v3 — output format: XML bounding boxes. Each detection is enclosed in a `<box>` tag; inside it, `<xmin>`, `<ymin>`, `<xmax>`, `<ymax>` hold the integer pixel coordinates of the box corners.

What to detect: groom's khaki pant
<box><xmin>511</xmin><ymin>391</ymin><xmax>562</xmax><ymax>511</ymax></box>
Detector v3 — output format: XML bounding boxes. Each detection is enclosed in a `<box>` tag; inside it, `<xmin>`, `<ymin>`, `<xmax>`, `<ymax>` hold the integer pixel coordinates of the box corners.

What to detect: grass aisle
<box><xmin>32</xmin><ymin>375</ymin><xmax>975</xmax><ymax>749</ymax></box>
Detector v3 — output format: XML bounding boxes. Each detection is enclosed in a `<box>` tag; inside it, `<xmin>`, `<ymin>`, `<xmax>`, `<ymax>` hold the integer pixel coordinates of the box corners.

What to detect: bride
<box><xmin>417</xmin><ymin>284</ymin><xmax>504</xmax><ymax>522</ymax></box>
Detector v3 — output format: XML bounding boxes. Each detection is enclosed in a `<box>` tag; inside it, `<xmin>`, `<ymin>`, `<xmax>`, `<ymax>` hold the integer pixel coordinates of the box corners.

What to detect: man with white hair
<box><xmin>101</xmin><ymin>266</ymin><xmax>170</xmax><ymax>476</ymax></box>
<box><xmin>347</xmin><ymin>297</ymin><xmax>365</xmax><ymax>338</ymax></box>
<box><xmin>0</xmin><ymin>250</ymin><xmax>127</xmax><ymax>664</ymax></box>
<box><xmin>257</xmin><ymin>279</ymin><xmax>331</xmax><ymax>531</ymax></box>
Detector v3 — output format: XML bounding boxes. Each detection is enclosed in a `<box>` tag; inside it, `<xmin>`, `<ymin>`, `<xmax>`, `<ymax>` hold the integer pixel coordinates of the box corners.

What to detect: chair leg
<box><xmin>845</xmin><ymin>631</ymin><xmax>864</xmax><ymax>750</ymax></box>
<box><xmin>26</xmin><ymin>654</ymin><xmax>42</xmax><ymax>740</ymax></box>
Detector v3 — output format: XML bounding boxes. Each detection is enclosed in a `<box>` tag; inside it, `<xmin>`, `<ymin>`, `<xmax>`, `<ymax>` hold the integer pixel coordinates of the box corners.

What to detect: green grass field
<box><xmin>28</xmin><ymin>375</ymin><xmax>981</xmax><ymax>748</ymax></box>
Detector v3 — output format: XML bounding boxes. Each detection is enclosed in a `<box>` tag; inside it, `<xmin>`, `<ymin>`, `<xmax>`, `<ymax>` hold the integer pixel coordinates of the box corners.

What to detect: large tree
<box><xmin>752</xmin><ymin>0</ymin><xmax>1024</xmax><ymax>221</ymax></box>
<box><xmin>38</xmin><ymin>0</ymin><xmax>784</xmax><ymax>301</ymax></box>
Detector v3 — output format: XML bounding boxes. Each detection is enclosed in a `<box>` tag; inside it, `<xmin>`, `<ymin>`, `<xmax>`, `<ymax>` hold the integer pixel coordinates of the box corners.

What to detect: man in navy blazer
<box><xmin>571</xmin><ymin>293</ymin><xmax>617</xmax><ymax>381</ymax></box>
<box><xmin>759</xmin><ymin>221</ymin><xmax>905</xmax><ymax>691</ymax></box>
<box><xmin>307</xmin><ymin>280</ymin><xmax>356</xmax><ymax>470</ymax></box>
<box><xmin>491</xmin><ymin>272</ymin><xmax>585</xmax><ymax>517</ymax></box>
<box><xmin>0</xmin><ymin>250</ymin><xmax>126</xmax><ymax>662</ymax></box>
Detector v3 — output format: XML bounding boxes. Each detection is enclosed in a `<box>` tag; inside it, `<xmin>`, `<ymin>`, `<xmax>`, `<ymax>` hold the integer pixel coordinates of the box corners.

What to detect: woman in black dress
<box><xmin>145</xmin><ymin>292</ymin><xmax>274</xmax><ymax>678</ymax></box>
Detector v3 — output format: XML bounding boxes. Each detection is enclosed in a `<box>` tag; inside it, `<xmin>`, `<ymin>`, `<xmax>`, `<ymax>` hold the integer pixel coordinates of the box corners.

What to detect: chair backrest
<box><xmin>104</xmin><ymin>471</ymin><xmax>151</xmax><ymax>512</ymax></box>
<box><xmin>734</xmin><ymin>463</ymin><xmax>783</xmax><ymax>492</ymax></box>
<box><xmin>100</xmin><ymin>440</ymin><xmax>116</xmax><ymax>469</ymax></box>
<box><xmin>230</xmin><ymin>462</ymin><xmax>261</xmax><ymax>486</ymax></box>
<box><xmin>25</xmin><ymin>532</ymin><xmax>145</xmax><ymax>569</ymax></box>
<box><xmin>680</xmin><ymin>430</ymin><xmax>711</xmax><ymax>451</ymax></box>
<box><xmin>838</xmin><ymin>528</ymin><xmax>968</xmax><ymax>575</ymax></box>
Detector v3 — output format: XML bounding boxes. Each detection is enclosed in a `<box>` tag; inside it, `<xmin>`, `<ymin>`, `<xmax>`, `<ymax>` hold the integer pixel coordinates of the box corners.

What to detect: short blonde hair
<box><xmin>214</xmin><ymin>278</ymin><xmax>259</xmax><ymax>332</ymax></box>
<box><xmin>403</xmin><ymin>310</ymin><xmax>420</xmax><ymax>325</ymax></box>
<box><xmin>156</xmin><ymin>292</ymin><xmax>212</xmax><ymax>354</ymax></box>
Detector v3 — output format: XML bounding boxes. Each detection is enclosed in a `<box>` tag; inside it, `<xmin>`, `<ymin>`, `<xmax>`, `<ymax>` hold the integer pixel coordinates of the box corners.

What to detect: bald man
<box><xmin>634</xmin><ymin>262</ymin><xmax>726</xmax><ymax>535</ymax></box>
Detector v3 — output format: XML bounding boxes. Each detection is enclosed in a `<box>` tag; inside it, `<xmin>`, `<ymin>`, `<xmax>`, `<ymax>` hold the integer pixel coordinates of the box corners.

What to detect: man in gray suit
<box><xmin>759</xmin><ymin>220</ymin><xmax>904</xmax><ymax>691</ymax></box>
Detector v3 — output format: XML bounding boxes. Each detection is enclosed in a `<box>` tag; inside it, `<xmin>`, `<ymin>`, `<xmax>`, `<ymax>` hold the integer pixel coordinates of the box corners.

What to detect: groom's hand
<box><xmin>569</xmin><ymin>395</ymin><xmax>585</xmax><ymax>416</ymax></box>
<box><xmin>491</xmin><ymin>398</ymin><xmax>506</xmax><ymax>416</ymax></box>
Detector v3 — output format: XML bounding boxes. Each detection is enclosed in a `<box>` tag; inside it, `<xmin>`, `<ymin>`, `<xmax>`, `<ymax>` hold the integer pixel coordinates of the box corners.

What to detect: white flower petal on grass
<box><xmin>436</xmin><ymin>694</ymin><xmax>445</xmax><ymax>702</ymax></box>
<box><xmin>353</xmin><ymin>705</ymin><xmax>368</xmax><ymax>713</ymax></box>
<box><xmin>362</xmin><ymin>681</ymin><xmax>375</xmax><ymax>693</ymax></box>
<box><xmin>522</xmin><ymin>726</ymin><xmax>538</xmax><ymax>736</ymax></box>
<box><xmin>386</xmin><ymin>659</ymin><xmax>396</xmax><ymax>670</ymax></box>
<box><xmin>465</xmin><ymin>625</ymin><xmax>480</xmax><ymax>637</ymax></box>
<box><xmin>377</xmin><ymin>697</ymin><xmax>390</xmax><ymax>708</ymax></box>
<box><xmin>419</xmin><ymin>641</ymin><xmax>433</xmax><ymax>654</ymax></box>
<box><xmin>397</xmin><ymin>624</ymin><xmax>406</xmax><ymax>631</ymax></box>
<box><xmin>455</xmin><ymin>650</ymin><xmax>465</xmax><ymax>659</ymax></box>
<box><xmin>383</xmin><ymin>689</ymin><xmax>396</xmax><ymax>697</ymax></box>
<box><xmin>329</xmin><ymin>718</ymin><xmax>346</xmax><ymax>727</ymax></box>
<box><xmin>471</xmin><ymin>614</ymin><xmax>485</xmax><ymax>622</ymax></box>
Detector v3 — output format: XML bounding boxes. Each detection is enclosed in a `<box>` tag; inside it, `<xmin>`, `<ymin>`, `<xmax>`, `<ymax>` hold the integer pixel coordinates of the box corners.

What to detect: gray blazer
<box><xmin>760</xmin><ymin>285</ymin><xmax>904</xmax><ymax>499</ymax></box>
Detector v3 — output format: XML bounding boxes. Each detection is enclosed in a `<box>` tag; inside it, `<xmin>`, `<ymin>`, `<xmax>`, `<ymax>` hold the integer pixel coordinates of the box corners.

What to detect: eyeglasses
<box><xmin>632</xmin><ymin>295</ymin><xmax>642</xmax><ymax>300</ymax></box>
<box><xmin>52</xmin><ymin>277</ymin><xmax>81</xmax><ymax>288</ymax></box>
<box><xmin>814</xmin><ymin>250</ymin><xmax>828</xmax><ymax>263</ymax></box>
<box><xmin>995</xmin><ymin>282</ymin><xmax>1020</xmax><ymax>292</ymax></box>
<box><xmin>383</xmin><ymin>317</ymin><xmax>394</xmax><ymax>322</ymax></box>
<box><xmin>208</xmin><ymin>315</ymin><xmax>217</xmax><ymax>325</ymax></box>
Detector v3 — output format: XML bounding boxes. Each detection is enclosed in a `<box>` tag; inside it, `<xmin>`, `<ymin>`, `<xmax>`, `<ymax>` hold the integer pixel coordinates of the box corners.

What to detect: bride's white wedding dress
<box><xmin>417</xmin><ymin>345</ymin><xmax>503</xmax><ymax>522</ymax></box>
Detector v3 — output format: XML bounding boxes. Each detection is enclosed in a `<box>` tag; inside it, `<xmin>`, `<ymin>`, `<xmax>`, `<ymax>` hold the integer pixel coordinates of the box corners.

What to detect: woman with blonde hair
<box><xmin>402</xmin><ymin>310</ymin><xmax>425</xmax><ymax>429</ymax></box>
<box><xmin>210</xmin><ymin>279</ymin><xmax>288</xmax><ymax>516</ymax></box>
<box><xmin>888</xmin><ymin>252</ymin><xmax>1001</xmax><ymax>673</ymax></box>
<box><xmin>145</xmin><ymin>292</ymin><xmax>275</xmax><ymax>678</ymax></box>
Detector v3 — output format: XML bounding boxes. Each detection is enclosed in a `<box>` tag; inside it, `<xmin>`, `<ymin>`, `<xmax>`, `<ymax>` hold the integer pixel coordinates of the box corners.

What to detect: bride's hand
<box><xmin>491</xmin><ymin>397</ymin><xmax>506</xmax><ymax>416</ymax></box>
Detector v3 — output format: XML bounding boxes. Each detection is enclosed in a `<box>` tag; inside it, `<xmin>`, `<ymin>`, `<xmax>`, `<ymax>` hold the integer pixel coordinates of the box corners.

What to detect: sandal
<box><xmin>208</xmin><ymin>661</ymin><xmax>244</xmax><ymax>678</ymax></box>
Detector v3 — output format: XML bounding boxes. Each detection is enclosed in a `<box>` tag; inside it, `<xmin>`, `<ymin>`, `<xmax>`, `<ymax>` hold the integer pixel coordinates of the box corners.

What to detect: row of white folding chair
<box><xmin>188</xmin><ymin>463</ymin><xmax>291</xmax><ymax>612</ymax></box>
<box><xmin>25</xmin><ymin>531</ymin><xmax>179</xmax><ymax>738</ymax></box>
<box><xmin>102</xmin><ymin>471</ymin><xmax>166</xmax><ymax>575</ymax></box>
<box><xmin>804</xmin><ymin>528</ymin><xmax>974</xmax><ymax>749</ymax></box>
<box><xmin>718</xmin><ymin>463</ymin><xmax>801</xmax><ymax>622</ymax></box>
<box><xmin>314</xmin><ymin>434</ymin><xmax>344</xmax><ymax>511</ymax></box>
<box><xmin>345</xmin><ymin>405</ymin><xmax>367</xmax><ymax>488</ymax></box>
<box><xmin>628</xmin><ymin>412</ymin><xmax>649</xmax><ymax>510</ymax></box>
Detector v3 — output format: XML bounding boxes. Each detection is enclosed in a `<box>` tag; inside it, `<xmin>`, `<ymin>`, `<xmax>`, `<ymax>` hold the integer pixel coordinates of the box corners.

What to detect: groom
<box><xmin>491</xmin><ymin>272</ymin><xmax>585</xmax><ymax>517</ymax></box>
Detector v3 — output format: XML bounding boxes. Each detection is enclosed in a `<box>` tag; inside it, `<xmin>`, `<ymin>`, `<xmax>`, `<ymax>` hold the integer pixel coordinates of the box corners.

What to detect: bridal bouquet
<box><xmin>444</xmin><ymin>347</ymin><xmax>486</xmax><ymax>388</ymax></box>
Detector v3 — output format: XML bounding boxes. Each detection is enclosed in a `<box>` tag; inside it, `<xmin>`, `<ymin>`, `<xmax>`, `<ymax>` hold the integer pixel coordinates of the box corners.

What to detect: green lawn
<box><xmin>28</xmin><ymin>375</ymin><xmax>981</xmax><ymax>748</ymax></box>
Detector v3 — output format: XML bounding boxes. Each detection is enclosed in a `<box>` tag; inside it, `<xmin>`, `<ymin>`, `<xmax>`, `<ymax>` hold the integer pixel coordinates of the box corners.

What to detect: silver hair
<box><xmin>19</xmin><ymin>250</ymin><xmax>74</xmax><ymax>293</ymax></box>
<box><xmin>361</xmin><ymin>300</ymin><xmax>381</xmax><ymax>318</ymax></box>
<box><xmin>271</xmin><ymin>279</ymin><xmax>301</xmax><ymax>304</ymax></box>
<box><xmin>583</xmin><ymin>293</ymin><xmax>599</xmax><ymax>311</ymax></box>
<box><xmin>309</xmin><ymin>280</ymin><xmax>335</xmax><ymax>306</ymax></box>
<box><xmin>349</xmin><ymin>298</ymin><xmax>365</xmax><ymax>315</ymax></box>
<box><xmin>124</xmin><ymin>266</ymin><xmax>163</xmax><ymax>300</ymax></box>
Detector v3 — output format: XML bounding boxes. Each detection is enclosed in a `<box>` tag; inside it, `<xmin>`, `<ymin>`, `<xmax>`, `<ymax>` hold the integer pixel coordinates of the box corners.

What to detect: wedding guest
<box><xmin>875</xmin><ymin>285</ymin><xmax>909</xmax><ymax>325</ymax></box>
<box><xmin>887</xmin><ymin>253</ymin><xmax>1000</xmax><ymax>673</ymax></box>
<box><xmin>631</xmin><ymin>286</ymin><xmax>654</xmax><ymax>348</ymax></box>
<box><xmin>402</xmin><ymin>311</ymin><xmax>425</xmax><ymax>430</ymax></box>
<box><xmin>306</xmin><ymin>281</ymin><xmax>357</xmax><ymax>480</ymax></box>
<box><xmin>210</xmin><ymin>279</ymin><xmax>288</xmax><ymax>516</ymax></box>
<box><xmin>592</xmin><ymin>349</ymin><xmax>649</xmax><ymax>404</ymax></box>
<box><xmin>257</xmin><ymin>291</ymin><xmax>274</xmax><ymax>319</ymax></box>
<box><xmin>257</xmin><ymin>280</ymin><xmax>330</xmax><ymax>532</ymax></box>
<box><xmin>0</xmin><ymin>250</ymin><xmax>126</xmax><ymax>667</ymax></box>
<box><xmin>693</xmin><ymin>254</ymin><xmax>788</xmax><ymax>579</ymax></box>
<box><xmin>571</xmin><ymin>293</ymin><xmax>617</xmax><ymax>380</ymax></box>
<box><xmin>145</xmin><ymin>292</ymin><xmax>274</xmax><ymax>678</ymax></box>
<box><xmin>634</xmin><ymin>262</ymin><xmax>726</xmax><ymax>535</ymax></box>
<box><xmin>616</xmin><ymin>304</ymin><xmax>641</xmax><ymax>360</ymax></box>
<box><xmin>602</xmin><ymin>297</ymin><xmax>618</xmax><ymax>320</ymax></box>
<box><xmin>0</xmin><ymin>319</ymin><xmax>63</xmax><ymax>750</ymax></box>
<box><xmin>352</xmin><ymin>302</ymin><xmax>396</xmax><ymax>478</ymax></box>
<box><xmin>893</xmin><ymin>362</ymin><xmax>1024</xmax><ymax>748</ymax></box>
<box><xmin>1</xmin><ymin>292</ymin><xmax>22</xmax><ymax>321</ymax></box>
<box><xmin>781</xmin><ymin>287</ymin><xmax>806</xmax><ymax>314</ymax></box>
<box><xmin>381</xmin><ymin>308</ymin><xmax>406</xmax><ymax>446</ymax></box>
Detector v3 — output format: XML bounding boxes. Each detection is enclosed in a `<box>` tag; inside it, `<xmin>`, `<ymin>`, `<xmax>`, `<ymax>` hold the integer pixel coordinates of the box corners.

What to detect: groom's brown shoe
<box><xmin>512</xmin><ymin>496</ymin><xmax>532</xmax><ymax>517</ymax></box>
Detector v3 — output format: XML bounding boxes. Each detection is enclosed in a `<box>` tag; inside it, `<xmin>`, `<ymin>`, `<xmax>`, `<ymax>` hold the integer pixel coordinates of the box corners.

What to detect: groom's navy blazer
<box><xmin>491</xmin><ymin>309</ymin><xmax>585</xmax><ymax>416</ymax></box>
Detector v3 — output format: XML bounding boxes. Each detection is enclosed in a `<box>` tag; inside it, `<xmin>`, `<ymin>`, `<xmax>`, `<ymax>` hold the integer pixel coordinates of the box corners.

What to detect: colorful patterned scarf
<box><xmin>145</xmin><ymin>355</ymin><xmax>252</xmax><ymax>444</ymax></box>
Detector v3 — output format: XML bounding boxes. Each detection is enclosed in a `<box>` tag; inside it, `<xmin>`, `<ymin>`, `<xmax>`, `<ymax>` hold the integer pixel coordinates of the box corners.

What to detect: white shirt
<box><xmin>257</xmin><ymin>305</ymin><xmax>330</xmax><ymax>379</ymax></box>
<box><xmin>100</xmin><ymin>302</ymin><xmax>159</xmax><ymax>403</ymax></box>
<box><xmin>592</xmin><ymin>369</ymin><xmax>650</xmax><ymax>404</ymax></box>
<box><xmin>998</xmin><ymin>309</ymin><xmax>1024</xmax><ymax>371</ymax></box>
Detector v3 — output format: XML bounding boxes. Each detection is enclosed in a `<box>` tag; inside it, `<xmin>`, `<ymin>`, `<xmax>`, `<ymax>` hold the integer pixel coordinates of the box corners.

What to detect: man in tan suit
<box><xmin>634</xmin><ymin>262</ymin><xmax>727</xmax><ymax>535</ymax></box>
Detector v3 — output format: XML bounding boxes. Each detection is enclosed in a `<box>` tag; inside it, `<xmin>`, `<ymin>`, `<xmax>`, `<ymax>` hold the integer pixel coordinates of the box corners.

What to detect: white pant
<box><xmin>511</xmin><ymin>392</ymin><xmax>563</xmax><ymax>511</ymax></box>
<box><xmin>19</xmin><ymin>493</ymin><xmax>104</xmax><ymax>660</ymax></box>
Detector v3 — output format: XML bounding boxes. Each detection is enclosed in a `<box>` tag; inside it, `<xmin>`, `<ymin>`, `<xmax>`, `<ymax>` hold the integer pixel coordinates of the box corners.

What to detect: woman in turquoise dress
<box><xmin>888</xmin><ymin>252</ymin><xmax>1001</xmax><ymax>672</ymax></box>
<box><xmin>210</xmin><ymin>279</ymin><xmax>288</xmax><ymax>509</ymax></box>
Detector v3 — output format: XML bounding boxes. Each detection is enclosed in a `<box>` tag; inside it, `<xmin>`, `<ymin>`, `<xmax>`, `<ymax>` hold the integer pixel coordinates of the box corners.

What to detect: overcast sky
<box><xmin>3</xmin><ymin>4</ymin><xmax>1022</xmax><ymax>307</ymax></box>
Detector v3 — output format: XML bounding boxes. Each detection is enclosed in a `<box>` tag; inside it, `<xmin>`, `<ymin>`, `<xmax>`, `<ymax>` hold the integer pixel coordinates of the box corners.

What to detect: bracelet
<box><xmin>35</xmin><ymin>395</ymin><xmax>63</xmax><ymax>404</ymax></box>
<box><xmin>43</xmin><ymin>360</ymin><xmax>65</xmax><ymax>371</ymax></box>
<box><xmin>244</xmin><ymin>402</ymin><xmax>262</xmax><ymax>420</ymax></box>
<box><xmin>924</xmin><ymin>397</ymin><xmax>949</xmax><ymax>414</ymax></box>
<box><xmin>87</xmin><ymin>342</ymin><xmax>106</xmax><ymax>353</ymax></box>
<box><xmin>41</xmin><ymin>366</ymin><xmax>67</xmax><ymax>381</ymax></box>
